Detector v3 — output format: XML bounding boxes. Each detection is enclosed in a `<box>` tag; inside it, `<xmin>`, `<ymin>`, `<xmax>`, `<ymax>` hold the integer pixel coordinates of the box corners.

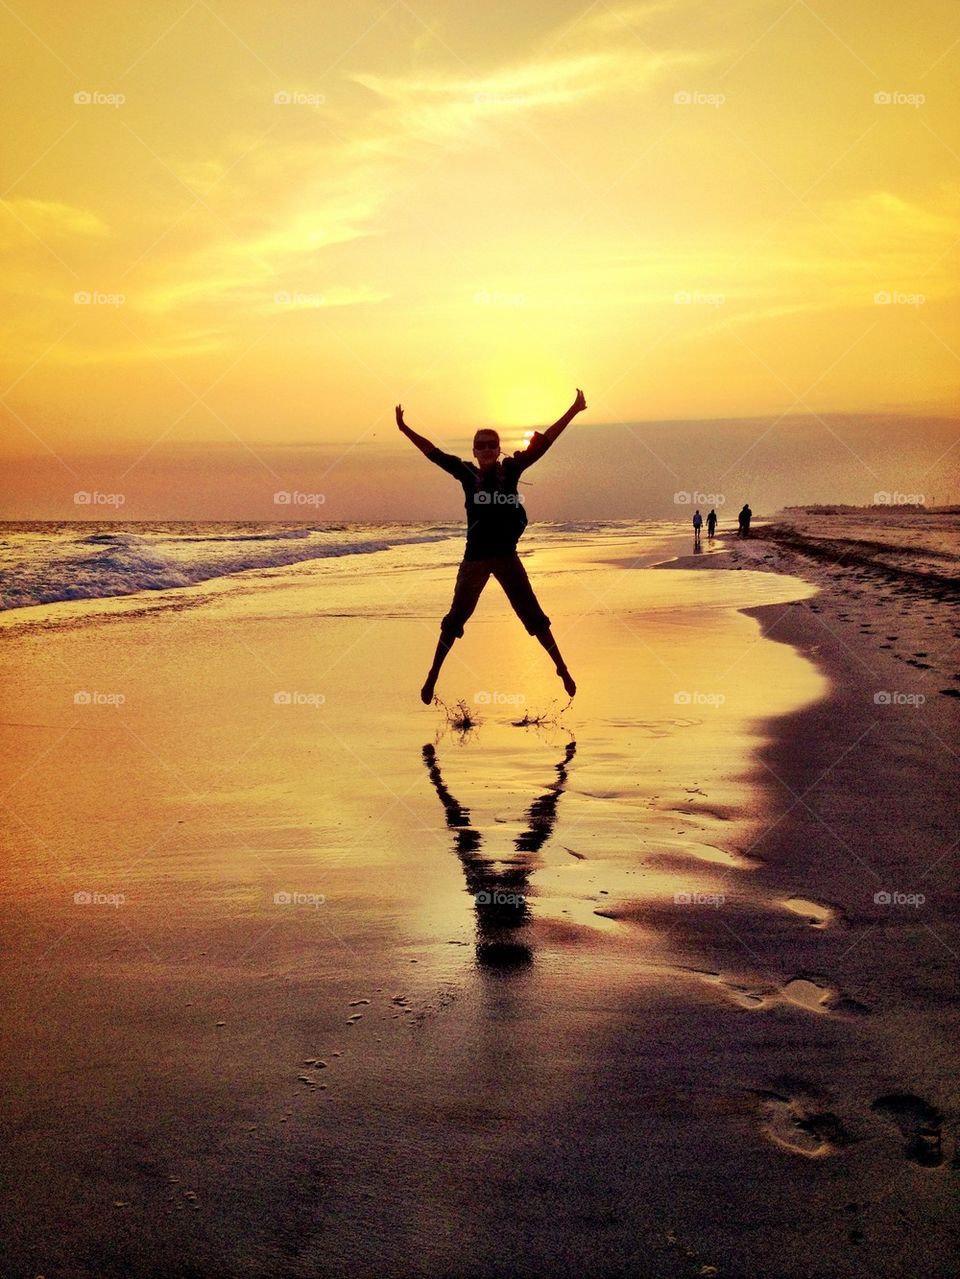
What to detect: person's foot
<box><xmin>420</xmin><ymin>674</ymin><xmax>437</xmax><ymax>705</ymax></box>
<box><xmin>557</xmin><ymin>666</ymin><xmax>576</xmax><ymax>697</ymax></box>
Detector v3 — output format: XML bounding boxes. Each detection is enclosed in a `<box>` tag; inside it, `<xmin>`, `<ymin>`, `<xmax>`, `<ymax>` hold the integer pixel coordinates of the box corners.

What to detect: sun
<box><xmin>485</xmin><ymin>358</ymin><xmax>570</xmax><ymax>444</ymax></box>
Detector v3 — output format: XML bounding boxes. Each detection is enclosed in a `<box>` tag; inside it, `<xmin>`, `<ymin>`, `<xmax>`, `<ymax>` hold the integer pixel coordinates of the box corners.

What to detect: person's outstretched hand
<box><xmin>571</xmin><ymin>387</ymin><xmax>587</xmax><ymax>414</ymax></box>
<box><xmin>395</xmin><ymin>403</ymin><xmax>406</xmax><ymax>429</ymax></box>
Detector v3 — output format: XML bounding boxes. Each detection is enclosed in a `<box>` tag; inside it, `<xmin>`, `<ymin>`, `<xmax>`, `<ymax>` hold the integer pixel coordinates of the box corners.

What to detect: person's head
<box><xmin>472</xmin><ymin>429</ymin><xmax>501</xmax><ymax>470</ymax></box>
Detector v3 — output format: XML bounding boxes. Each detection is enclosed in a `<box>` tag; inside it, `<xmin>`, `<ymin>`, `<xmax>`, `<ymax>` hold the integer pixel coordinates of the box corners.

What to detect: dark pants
<box><xmin>440</xmin><ymin>553</ymin><xmax>551</xmax><ymax>641</ymax></box>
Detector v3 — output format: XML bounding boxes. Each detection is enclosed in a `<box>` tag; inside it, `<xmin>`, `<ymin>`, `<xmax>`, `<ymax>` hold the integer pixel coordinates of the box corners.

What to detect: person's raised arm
<box><xmin>541</xmin><ymin>387</ymin><xmax>587</xmax><ymax>446</ymax></box>
<box><xmin>396</xmin><ymin>403</ymin><xmax>436</xmax><ymax>456</ymax></box>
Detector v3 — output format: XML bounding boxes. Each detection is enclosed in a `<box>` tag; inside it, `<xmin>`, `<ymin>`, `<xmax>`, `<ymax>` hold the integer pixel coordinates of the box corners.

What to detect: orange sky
<box><xmin>1</xmin><ymin>0</ymin><xmax>958</xmax><ymax>514</ymax></box>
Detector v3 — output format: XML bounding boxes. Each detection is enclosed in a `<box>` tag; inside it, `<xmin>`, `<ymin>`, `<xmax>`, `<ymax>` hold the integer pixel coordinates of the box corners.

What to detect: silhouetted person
<box><xmin>706</xmin><ymin>508</ymin><xmax>717</xmax><ymax>539</ymax></box>
<box><xmin>738</xmin><ymin>503</ymin><xmax>752</xmax><ymax>538</ymax></box>
<box><xmin>397</xmin><ymin>390</ymin><xmax>587</xmax><ymax>704</ymax></box>
<box><xmin>692</xmin><ymin>508</ymin><xmax>702</xmax><ymax>545</ymax></box>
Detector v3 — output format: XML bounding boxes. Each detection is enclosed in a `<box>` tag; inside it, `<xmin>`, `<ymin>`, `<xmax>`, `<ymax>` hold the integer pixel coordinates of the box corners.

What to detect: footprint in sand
<box><xmin>719</xmin><ymin>975</ymin><xmax>868</xmax><ymax>1017</ymax></box>
<box><xmin>752</xmin><ymin>1088</ymin><xmax>853</xmax><ymax>1158</ymax></box>
<box><xmin>871</xmin><ymin>1094</ymin><xmax>945</xmax><ymax>1167</ymax></box>
<box><xmin>782</xmin><ymin>978</ymin><xmax>835</xmax><ymax>1013</ymax></box>
<box><xmin>781</xmin><ymin>897</ymin><xmax>840</xmax><ymax>930</ymax></box>
<box><xmin>780</xmin><ymin>977</ymin><xmax>870</xmax><ymax>1017</ymax></box>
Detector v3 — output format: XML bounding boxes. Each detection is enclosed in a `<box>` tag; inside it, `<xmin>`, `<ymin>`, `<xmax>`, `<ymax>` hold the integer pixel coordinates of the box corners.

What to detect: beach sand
<box><xmin>2</xmin><ymin>519</ymin><xmax>958</xmax><ymax>1278</ymax></box>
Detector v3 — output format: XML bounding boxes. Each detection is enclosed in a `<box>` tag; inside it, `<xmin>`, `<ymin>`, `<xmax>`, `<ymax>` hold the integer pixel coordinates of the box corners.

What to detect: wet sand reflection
<box><xmin>422</xmin><ymin>740</ymin><xmax>577</xmax><ymax>969</ymax></box>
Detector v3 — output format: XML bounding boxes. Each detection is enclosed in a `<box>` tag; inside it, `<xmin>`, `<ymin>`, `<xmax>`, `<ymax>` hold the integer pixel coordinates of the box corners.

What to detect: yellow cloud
<box><xmin>0</xmin><ymin>198</ymin><xmax>108</xmax><ymax>250</ymax></box>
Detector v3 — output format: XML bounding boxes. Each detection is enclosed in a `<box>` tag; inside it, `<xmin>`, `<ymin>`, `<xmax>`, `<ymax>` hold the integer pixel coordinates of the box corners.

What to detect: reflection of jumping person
<box><xmin>397</xmin><ymin>391</ymin><xmax>587</xmax><ymax>704</ymax></box>
<box><xmin>421</xmin><ymin>738</ymin><xmax>577</xmax><ymax>968</ymax></box>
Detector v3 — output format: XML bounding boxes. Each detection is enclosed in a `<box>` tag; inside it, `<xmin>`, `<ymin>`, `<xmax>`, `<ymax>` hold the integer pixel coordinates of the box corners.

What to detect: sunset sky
<box><xmin>2</xmin><ymin>0</ymin><xmax>958</xmax><ymax>517</ymax></box>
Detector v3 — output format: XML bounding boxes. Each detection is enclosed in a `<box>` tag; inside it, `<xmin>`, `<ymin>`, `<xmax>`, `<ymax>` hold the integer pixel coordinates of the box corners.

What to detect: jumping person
<box><xmin>396</xmin><ymin>390</ymin><xmax>587</xmax><ymax>704</ymax></box>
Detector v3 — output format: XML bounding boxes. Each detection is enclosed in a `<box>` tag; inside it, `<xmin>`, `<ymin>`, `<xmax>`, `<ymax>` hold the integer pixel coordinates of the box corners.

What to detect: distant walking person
<box><xmin>692</xmin><ymin>508</ymin><xmax>703</xmax><ymax>545</ymax></box>
<box><xmin>738</xmin><ymin>503</ymin><xmax>752</xmax><ymax>538</ymax></box>
<box><xmin>396</xmin><ymin>390</ymin><xmax>587</xmax><ymax>704</ymax></box>
<box><xmin>706</xmin><ymin>508</ymin><xmax>717</xmax><ymax>539</ymax></box>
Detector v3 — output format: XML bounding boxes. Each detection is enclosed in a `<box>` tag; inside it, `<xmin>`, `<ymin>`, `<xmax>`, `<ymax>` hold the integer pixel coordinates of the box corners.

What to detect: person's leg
<box><xmin>422</xmin><ymin>559</ymin><xmax>491</xmax><ymax>703</ymax></box>
<box><xmin>492</xmin><ymin>555</ymin><xmax>576</xmax><ymax>697</ymax></box>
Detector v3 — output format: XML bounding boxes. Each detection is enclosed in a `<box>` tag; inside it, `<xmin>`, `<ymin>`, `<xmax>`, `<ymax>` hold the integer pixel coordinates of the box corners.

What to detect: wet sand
<box><xmin>1</xmin><ymin>523</ymin><xmax>957</xmax><ymax>1278</ymax></box>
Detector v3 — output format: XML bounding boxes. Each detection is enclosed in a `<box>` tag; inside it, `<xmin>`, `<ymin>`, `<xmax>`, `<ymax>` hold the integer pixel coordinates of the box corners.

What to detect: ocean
<box><xmin>0</xmin><ymin>520</ymin><xmax>670</xmax><ymax>614</ymax></box>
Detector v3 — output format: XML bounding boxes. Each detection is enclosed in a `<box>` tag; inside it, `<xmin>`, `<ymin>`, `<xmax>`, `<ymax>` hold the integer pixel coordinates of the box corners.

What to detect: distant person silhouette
<box><xmin>397</xmin><ymin>390</ymin><xmax>587</xmax><ymax>704</ymax></box>
<box><xmin>737</xmin><ymin>503</ymin><xmax>752</xmax><ymax>538</ymax></box>
<box><xmin>692</xmin><ymin>508</ymin><xmax>702</xmax><ymax>545</ymax></box>
<box><xmin>706</xmin><ymin>508</ymin><xmax>717</xmax><ymax>539</ymax></box>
